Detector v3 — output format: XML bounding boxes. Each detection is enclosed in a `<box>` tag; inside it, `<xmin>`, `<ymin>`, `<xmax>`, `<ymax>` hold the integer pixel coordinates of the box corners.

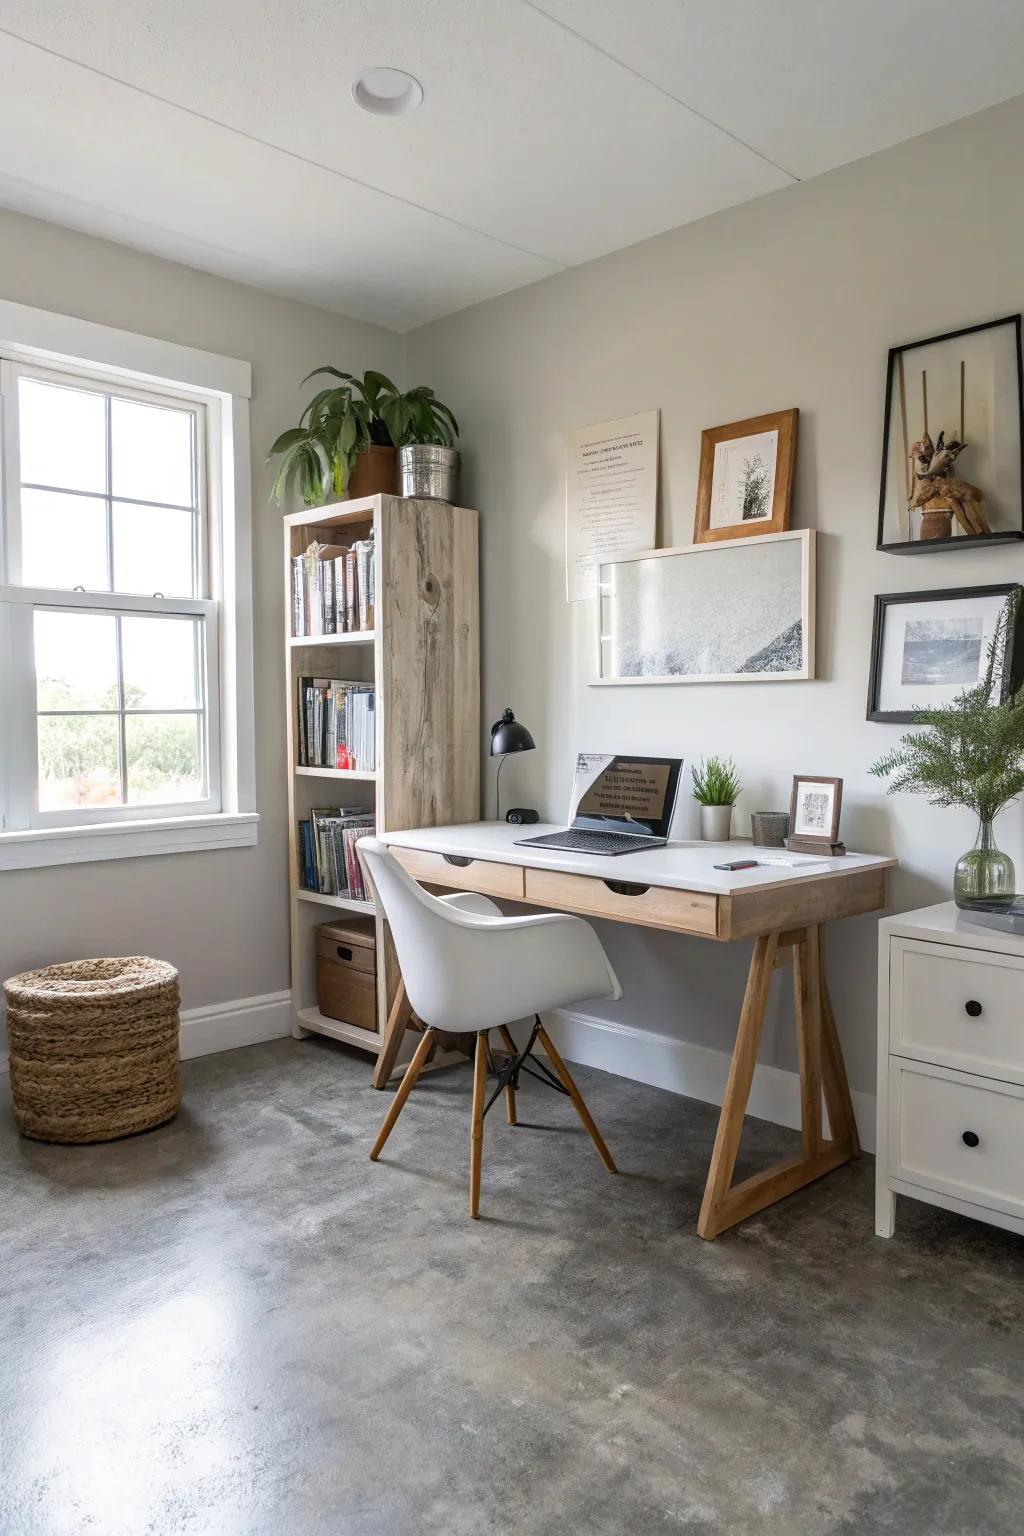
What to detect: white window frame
<box><xmin>0</xmin><ymin>299</ymin><xmax>257</xmax><ymax>870</ymax></box>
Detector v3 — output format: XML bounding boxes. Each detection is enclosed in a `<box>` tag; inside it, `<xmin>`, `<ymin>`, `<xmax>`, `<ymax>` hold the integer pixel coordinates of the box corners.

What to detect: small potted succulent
<box><xmin>692</xmin><ymin>756</ymin><xmax>742</xmax><ymax>842</ymax></box>
<box><xmin>267</xmin><ymin>368</ymin><xmax>460</xmax><ymax>507</ymax></box>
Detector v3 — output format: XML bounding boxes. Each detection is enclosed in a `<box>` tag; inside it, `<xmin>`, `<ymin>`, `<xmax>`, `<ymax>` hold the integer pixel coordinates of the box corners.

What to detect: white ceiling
<box><xmin>1</xmin><ymin>1</ymin><xmax>1023</xmax><ymax>332</ymax></box>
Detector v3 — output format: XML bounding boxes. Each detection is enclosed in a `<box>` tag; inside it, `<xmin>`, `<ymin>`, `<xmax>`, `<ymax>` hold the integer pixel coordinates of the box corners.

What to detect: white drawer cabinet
<box><xmin>878</xmin><ymin>903</ymin><xmax>1024</xmax><ymax>1240</ymax></box>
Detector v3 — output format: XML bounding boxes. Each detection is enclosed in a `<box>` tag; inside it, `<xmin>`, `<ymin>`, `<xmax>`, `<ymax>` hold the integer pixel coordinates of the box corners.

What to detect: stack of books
<box><xmin>298</xmin><ymin>808</ymin><xmax>375</xmax><ymax>900</ymax></box>
<box><xmin>291</xmin><ymin>534</ymin><xmax>376</xmax><ymax>638</ymax></box>
<box><xmin>297</xmin><ymin>679</ymin><xmax>376</xmax><ymax>772</ymax></box>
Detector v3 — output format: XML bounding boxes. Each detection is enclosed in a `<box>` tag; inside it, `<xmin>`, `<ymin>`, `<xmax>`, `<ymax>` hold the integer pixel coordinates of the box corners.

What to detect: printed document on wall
<box><xmin>565</xmin><ymin>410</ymin><xmax>658</xmax><ymax>602</ymax></box>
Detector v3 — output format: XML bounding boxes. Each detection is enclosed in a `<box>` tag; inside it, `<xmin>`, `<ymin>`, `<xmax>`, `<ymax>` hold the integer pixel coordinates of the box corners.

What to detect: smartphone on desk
<box><xmin>713</xmin><ymin>859</ymin><xmax>759</xmax><ymax>871</ymax></box>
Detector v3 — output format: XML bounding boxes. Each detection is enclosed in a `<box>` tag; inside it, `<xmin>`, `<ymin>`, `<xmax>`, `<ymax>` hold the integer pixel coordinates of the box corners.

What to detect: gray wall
<box><xmin>0</xmin><ymin>209</ymin><xmax>402</xmax><ymax>1011</ymax></box>
<box><xmin>405</xmin><ymin>96</ymin><xmax>1024</xmax><ymax>1095</ymax></box>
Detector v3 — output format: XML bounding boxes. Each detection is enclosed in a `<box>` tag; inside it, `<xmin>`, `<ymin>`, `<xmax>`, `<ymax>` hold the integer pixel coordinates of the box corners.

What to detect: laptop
<box><xmin>515</xmin><ymin>753</ymin><xmax>683</xmax><ymax>857</ymax></box>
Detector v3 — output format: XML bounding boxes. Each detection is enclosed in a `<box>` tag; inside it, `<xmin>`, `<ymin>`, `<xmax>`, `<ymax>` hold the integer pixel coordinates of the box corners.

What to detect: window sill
<box><xmin>0</xmin><ymin>812</ymin><xmax>259</xmax><ymax>871</ymax></box>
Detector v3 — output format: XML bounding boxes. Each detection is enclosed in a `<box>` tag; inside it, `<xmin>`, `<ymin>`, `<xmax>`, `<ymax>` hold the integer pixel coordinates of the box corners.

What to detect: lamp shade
<box><xmin>489</xmin><ymin>707</ymin><xmax>535</xmax><ymax>757</ymax></box>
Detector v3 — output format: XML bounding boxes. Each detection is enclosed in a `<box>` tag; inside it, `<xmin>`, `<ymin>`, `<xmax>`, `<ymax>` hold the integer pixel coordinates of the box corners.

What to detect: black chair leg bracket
<box><xmin>482</xmin><ymin>1014</ymin><xmax>568</xmax><ymax>1119</ymax></box>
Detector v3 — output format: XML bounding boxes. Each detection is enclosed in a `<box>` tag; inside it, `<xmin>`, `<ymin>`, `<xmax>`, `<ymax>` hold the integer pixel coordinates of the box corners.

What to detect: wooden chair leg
<box><xmin>470</xmin><ymin>1032</ymin><xmax>488</xmax><ymax>1219</ymax></box>
<box><xmin>535</xmin><ymin>1023</ymin><xmax>616</xmax><ymax>1173</ymax></box>
<box><xmin>370</xmin><ymin>1028</ymin><xmax>436</xmax><ymax>1160</ymax></box>
<box><xmin>818</xmin><ymin>930</ymin><xmax>860</xmax><ymax>1155</ymax></box>
<box><xmin>372</xmin><ymin>979</ymin><xmax>413</xmax><ymax>1089</ymax></box>
<box><xmin>793</xmin><ymin>924</ymin><xmax>823</xmax><ymax>1157</ymax></box>
<box><xmin>497</xmin><ymin>1024</ymin><xmax>519</xmax><ymax>1125</ymax></box>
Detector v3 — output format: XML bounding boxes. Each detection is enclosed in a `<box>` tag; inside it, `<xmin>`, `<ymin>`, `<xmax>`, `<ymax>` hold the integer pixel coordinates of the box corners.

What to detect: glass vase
<box><xmin>953</xmin><ymin>817</ymin><xmax>1016</xmax><ymax>909</ymax></box>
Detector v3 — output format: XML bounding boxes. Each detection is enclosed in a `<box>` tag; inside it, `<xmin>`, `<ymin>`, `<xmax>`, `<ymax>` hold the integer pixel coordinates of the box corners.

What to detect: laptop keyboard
<box><xmin>520</xmin><ymin>829</ymin><xmax>661</xmax><ymax>855</ymax></box>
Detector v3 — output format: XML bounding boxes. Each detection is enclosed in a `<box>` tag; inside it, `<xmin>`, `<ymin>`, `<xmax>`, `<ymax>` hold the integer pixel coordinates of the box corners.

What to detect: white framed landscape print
<box><xmin>594</xmin><ymin>529</ymin><xmax>815</xmax><ymax>686</ymax></box>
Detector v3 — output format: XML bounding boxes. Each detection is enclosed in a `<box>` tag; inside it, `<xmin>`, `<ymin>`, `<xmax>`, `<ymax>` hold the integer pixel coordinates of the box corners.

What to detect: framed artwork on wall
<box><xmin>594</xmin><ymin>528</ymin><xmax>815</xmax><ymax>686</ymax></box>
<box><xmin>877</xmin><ymin>314</ymin><xmax>1024</xmax><ymax>553</ymax></box>
<box><xmin>866</xmin><ymin>584</ymin><xmax>1024</xmax><ymax>723</ymax></box>
<box><xmin>693</xmin><ymin>408</ymin><xmax>798</xmax><ymax>544</ymax></box>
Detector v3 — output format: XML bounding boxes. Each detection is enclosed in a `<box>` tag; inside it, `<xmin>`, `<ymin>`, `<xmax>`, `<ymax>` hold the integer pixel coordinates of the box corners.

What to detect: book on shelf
<box><xmin>298</xmin><ymin>808</ymin><xmax>375</xmax><ymax>899</ymax></box>
<box><xmin>291</xmin><ymin>531</ymin><xmax>376</xmax><ymax>638</ymax></box>
<box><xmin>296</xmin><ymin>677</ymin><xmax>376</xmax><ymax>771</ymax></box>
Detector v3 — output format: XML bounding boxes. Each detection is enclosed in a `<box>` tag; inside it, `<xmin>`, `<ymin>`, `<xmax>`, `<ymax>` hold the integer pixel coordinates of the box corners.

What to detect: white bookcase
<box><xmin>283</xmin><ymin>493</ymin><xmax>479</xmax><ymax>1058</ymax></box>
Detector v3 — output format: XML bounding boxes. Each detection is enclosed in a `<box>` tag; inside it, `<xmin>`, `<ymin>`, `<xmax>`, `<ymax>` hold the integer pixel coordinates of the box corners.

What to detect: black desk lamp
<box><xmin>489</xmin><ymin>707</ymin><xmax>535</xmax><ymax>821</ymax></box>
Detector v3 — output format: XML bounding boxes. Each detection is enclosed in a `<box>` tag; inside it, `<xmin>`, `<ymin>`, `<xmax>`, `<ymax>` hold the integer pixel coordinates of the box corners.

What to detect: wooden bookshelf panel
<box><xmin>284</xmin><ymin>493</ymin><xmax>480</xmax><ymax>1055</ymax></box>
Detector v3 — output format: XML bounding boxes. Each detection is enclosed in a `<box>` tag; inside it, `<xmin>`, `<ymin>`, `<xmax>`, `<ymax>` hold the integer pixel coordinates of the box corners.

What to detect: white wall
<box><xmin>0</xmin><ymin>209</ymin><xmax>402</xmax><ymax>1018</ymax></box>
<box><xmin>3</xmin><ymin>97</ymin><xmax>1023</xmax><ymax>1104</ymax></box>
<box><xmin>406</xmin><ymin>95</ymin><xmax>1024</xmax><ymax>1097</ymax></box>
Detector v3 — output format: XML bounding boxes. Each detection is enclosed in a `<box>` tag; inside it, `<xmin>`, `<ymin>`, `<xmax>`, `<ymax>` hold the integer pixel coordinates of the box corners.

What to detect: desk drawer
<box><xmin>390</xmin><ymin>846</ymin><xmax>525</xmax><ymax>900</ymax></box>
<box><xmin>892</xmin><ymin>939</ymin><xmax>1024</xmax><ymax>1082</ymax></box>
<box><xmin>890</xmin><ymin>1059</ymin><xmax>1024</xmax><ymax>1219</ymax></box>
<box><xmin>522</xmin><ymin>868</ymin><xmax>718</xmax><ymax>936</ymax></box>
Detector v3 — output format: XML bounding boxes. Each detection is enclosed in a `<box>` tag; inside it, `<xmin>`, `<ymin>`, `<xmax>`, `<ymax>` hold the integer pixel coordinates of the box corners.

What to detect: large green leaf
<box><xmin>266</xmin><ymin>425</ymin><xmax>307</xmax><ymax>458</ymax></box>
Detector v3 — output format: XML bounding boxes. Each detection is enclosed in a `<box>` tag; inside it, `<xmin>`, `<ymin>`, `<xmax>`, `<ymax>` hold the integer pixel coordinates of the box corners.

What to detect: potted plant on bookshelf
<box><xmin>692</xmin><ymin>756</ymin><xmax>742</xmax><ymax>841</ymax></box>
<box><xmin>267</xmin><ymin>369</ymin><xmax>460</xmax><ymax>507</ymax></box>
<box><xmin>871</xmin><ymin>593</ymin><xmax>1024</xmax><ymax>908</ymax></box>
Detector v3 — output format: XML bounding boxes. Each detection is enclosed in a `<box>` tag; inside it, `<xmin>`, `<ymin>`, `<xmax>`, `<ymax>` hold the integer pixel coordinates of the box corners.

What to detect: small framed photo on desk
<box><xmin>787</xmin><ymin>774</ymin><xmax>843</xmax><ymax>853</ymax></box>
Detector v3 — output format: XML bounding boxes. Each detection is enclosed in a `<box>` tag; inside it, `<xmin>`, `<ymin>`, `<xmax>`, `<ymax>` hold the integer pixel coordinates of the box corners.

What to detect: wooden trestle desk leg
<box><xmin>372</xmin><ymin>979</ymin><xmax>413</xmax><ymax>1089</ymax></box>
<box><xmin>696</xmin><ymin>924</ymin><xmax>859</xmax><ymax>1240</ymax></box>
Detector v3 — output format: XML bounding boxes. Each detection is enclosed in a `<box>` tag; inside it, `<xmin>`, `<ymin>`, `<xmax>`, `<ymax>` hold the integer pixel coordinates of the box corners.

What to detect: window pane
<box><xmin>121</xmin><ymin>616</ymin><xmax>201</xmax><ymax>709</ymax></box>
<box><xmin>18</xmin><ymin>378</ymin><xmax>107</xmax><ymax>493</ymax></box>
<box><xmin>111</xmin><ymin>398</ymin><xmax>194</xmax><ymax>507</ymax></box>
<box><xmin>34</xmin><ymin>611</ymin><xmax>119</xmax><ymax>712</ymax></box>
<box><xmin>126</xmin><ymin>714</ymin><xmax>202</xmax><ymax>804</ymax></box>
<box><xmin>21</xmin><ymin>489</ymin><xmax>109</xmax><ymax>590</ymax></box>
<box><xmin>38</xmin><ymin>714</ymin><xmax>121</xmax><ymax>810</ymax></box>
<box><xmin>113</xmin><ymin>503</ymin><xmax>196</xmax><ymax>597</ymax></box>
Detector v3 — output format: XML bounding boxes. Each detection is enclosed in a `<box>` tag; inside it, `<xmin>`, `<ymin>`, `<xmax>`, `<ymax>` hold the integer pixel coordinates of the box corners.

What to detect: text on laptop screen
<box><xmin>570</xmin><ymin>754</ymin><xmax>681</xmax><ymax>838</ymax></box>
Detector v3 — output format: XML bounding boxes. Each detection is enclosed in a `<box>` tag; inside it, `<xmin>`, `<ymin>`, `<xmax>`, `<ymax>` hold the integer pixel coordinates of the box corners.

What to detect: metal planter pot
<box><xmin>699</xmin><ymin>804</ymin><xmax>733</xmax><ymax>842</ymax></box>
<box><xmin>399</xmin><ymin>444</ymin><xmax>460</xmax><ymax>502</ymax></box>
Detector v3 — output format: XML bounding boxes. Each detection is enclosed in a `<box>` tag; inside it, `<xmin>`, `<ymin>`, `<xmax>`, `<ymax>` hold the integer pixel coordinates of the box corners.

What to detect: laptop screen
<box><xmin>569</xmin><ymin>754</ymin><xmax>683</xmax><ymax>838</ymax></box>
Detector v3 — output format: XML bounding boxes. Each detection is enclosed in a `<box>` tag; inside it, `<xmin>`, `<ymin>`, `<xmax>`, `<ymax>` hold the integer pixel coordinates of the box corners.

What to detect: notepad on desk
<box><xmin>755</xmin><ymin>853</ymin><xmax>830</xmax><ymax>868</ymax></box>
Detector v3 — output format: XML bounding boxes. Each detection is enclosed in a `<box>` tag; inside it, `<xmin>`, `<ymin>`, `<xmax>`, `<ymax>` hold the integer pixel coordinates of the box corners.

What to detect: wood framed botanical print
<box><xmin>594</xmin><ymin>528</ymin><xmax>814</xmax><ymax>685</ymax></box>
<box><xmin>693</xmin><ymin>408</ymin><xmax>798</xmax><ymax>544</ymax></box>
<box><xmin>788</xmin><ymin>775</ymin><xmax>843</xmax><ymax>850</ymax></box>
<box><xmin>866</xmin><ymin>584</ymin><xmax>1024</xmax><ymax>723</ymax></box>
<box><xmin>877</xmin><ymin>314</ymin><xmax>1024</xmax><ymax>552</ymax></box>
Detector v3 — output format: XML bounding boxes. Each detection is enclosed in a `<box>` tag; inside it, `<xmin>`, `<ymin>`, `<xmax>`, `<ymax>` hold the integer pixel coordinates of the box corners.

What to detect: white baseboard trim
<box><xmin>178</xmin><ymin>991</ymin><xmax>292</xmax><ymax>1060</ymax></box>
<box><xmin>545</xmin><ymin>1007</ymin><xmax>877</xmax><ymax>1155</ymax></box>
<box><xmin>0</xmin><ymin>989</ymin><xmax>292</xmax><ymax>1074</ymax></box>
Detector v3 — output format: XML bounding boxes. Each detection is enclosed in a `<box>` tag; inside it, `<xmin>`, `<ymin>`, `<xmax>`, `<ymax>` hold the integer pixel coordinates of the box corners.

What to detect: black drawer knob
<box><xmin>964</xmin><ymin>999</ymin><xmax>983</xmax><ymax>1017</ymax></box>
<box><xmin>961</xmin><ymin>1130</ymin><xmax>980</xmax><ymax>1148</ymax></box>
<box><xmin>336</xmin><ymin>945</ymin><xmax>353</xmax><ymax>962</ymax></box>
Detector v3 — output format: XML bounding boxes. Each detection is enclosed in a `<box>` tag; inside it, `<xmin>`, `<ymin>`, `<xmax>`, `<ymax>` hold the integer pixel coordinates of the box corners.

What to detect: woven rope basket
<box><xmin>4</xmin><ymin>956</ymin><xmax>181</xmax><ymax>1144</ymax></box>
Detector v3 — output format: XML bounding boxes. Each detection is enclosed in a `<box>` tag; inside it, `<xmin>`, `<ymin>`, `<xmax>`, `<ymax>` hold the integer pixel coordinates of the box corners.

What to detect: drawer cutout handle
<box><xmin>961</xmin><ymin>1130</ymin><xmax>981</xmax><ymax>1149</ymax></box>
<box><xmin>442</xmin><ymin>854</ymin><xmax>474</xmax><ymax>867</ymax></box>
<box><xmin>964</xmin><ymin>999</ymin><xmax>983</xmax><ymax>1018</ymax></box>
<box><xmin>336</xmin><ymin>945</ymin><xmax>353</xmax><ymax>963</ymax></box>
<box><xmin>603</xmin><ymin>880</ymin><xmax>651</xmax><ymax>897</ymax></box>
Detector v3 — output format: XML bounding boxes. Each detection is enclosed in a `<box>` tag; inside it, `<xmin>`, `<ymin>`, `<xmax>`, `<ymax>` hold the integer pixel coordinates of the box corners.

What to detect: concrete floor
<box><xmin>2</xmin><ymin>1039</ymin><xmax>1024</xmax><ymax>1536</ymax></box>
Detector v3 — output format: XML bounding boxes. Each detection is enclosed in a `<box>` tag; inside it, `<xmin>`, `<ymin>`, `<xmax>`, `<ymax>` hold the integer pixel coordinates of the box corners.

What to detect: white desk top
<box><xmin>379</xmin><ymin>822</ymin><xmax>896</xmax><ymax>897</ymax></box>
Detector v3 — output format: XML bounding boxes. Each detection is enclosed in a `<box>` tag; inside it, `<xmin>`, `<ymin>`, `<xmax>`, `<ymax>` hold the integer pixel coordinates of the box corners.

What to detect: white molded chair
<box><xmin>358</xmin><ymin>837</ymin><xmax>621</xmax><ymax>1218</ymax></box>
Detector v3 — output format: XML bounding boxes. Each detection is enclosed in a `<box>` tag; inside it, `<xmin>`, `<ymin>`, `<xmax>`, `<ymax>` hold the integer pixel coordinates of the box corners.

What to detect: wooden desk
<box><xmin>374</xmin><ymin>822</ymin><xmax>895</xmax><ymax>1238</ymax></box>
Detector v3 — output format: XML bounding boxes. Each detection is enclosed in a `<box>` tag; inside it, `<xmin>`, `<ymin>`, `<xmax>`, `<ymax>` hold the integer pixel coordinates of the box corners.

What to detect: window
<box><xmin>0</xmin><ymin>300</ymin><xmax>256</xmax><ymax>869</ymax></box>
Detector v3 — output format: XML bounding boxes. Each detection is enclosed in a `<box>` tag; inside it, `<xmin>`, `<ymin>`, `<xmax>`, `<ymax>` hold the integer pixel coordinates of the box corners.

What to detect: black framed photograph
<box><xmin>788</xmin><ymin>775</ymin><xmax>843</xmax><ymax>849</ymax></box>
<box><xmin>877</xmin><ymin>314</ymin><xmax>1024</xmax><ymax>553</ymax></box>
<box><xmin>866</xmin><ymin>584</ymin><xmax>1024</xmax><ymax>723</ymax></box>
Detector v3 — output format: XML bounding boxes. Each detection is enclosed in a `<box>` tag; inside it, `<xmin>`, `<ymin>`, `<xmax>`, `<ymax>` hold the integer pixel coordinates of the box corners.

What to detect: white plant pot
<box><xmin>700</xmin><ymin>804</ymin><xmax>733</xmax><ymax>842</ymax></box>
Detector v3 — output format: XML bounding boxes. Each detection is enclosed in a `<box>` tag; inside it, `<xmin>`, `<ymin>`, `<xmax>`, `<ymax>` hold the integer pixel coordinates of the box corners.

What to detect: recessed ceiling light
<box><xmin>351</xmin><ymin>67</ymin><xmax>424</xmax><ymax>116</ymax></box>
